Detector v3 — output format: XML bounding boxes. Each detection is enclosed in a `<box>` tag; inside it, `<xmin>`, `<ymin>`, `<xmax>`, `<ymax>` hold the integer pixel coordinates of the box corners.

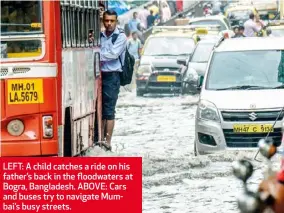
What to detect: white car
<box><xmin>188</xmin><ymin>15</ymin><xmax>232</xmax><ymax>31</ymax></box>
<box><xmin>194</xmin><ymin>37</ymin><xmax>284</xmax><ymax>155</ymax></box>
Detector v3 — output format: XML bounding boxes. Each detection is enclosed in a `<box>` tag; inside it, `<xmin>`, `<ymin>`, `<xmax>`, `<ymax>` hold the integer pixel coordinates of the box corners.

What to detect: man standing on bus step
<box><xmin>99</xmin><ymin>10</ymin><xmax>127</xmax><ymax>151</ymax></box>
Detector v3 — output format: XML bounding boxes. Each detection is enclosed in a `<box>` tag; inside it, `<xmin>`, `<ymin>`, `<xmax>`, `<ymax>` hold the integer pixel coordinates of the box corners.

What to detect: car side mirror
<box><xmin>197</xmin><ymin>76</ymin><xmax>204</xmax><ymax>90</ymax></box>
<box><xmin>177</xmin><ymin>59</ymin><xmax>187</xmax><ymax>66</ymax></box>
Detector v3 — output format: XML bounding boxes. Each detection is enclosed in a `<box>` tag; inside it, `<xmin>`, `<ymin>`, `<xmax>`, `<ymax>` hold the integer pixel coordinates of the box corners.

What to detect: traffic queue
<box><xmin>129</xmin><ymin>1</ymin><xmax>284</xmax><ymax>212</ymax></box>
<box><xmin>131</xmin><ymin>1</ymin><xmax>284</xmax><ymax>212</ymax></box>
<box><xmin>134</xmin><ymin>0</ymin><xmax>284</xmax><ymax>153</ymax></box>
<box><xmin>135</xmin><ymin>0</ymin><xmax>284</xmax><ymax>96</ymax></box>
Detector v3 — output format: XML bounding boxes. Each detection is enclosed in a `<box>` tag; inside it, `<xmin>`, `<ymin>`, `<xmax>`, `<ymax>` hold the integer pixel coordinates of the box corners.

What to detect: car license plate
<box><xmin>233</xmin><ymin>124</ymin><xmax>273</xmax><ymax>133</ymax></box>
<box><xmin>7</xmin><ymin>79</ymin><xmax>44</xmax><ymax>104</ymax></box>
<box><xmin>157</xmin><ymin>76</ymin><xmax>176</xmax><ymax>82</ymax></box>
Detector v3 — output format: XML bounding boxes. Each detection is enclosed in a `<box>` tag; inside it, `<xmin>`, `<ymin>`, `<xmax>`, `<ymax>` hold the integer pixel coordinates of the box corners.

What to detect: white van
<box><xmin>194</xmin><ymin>37</ymin><xmax>284</xmax><ymax>155</ymax></box>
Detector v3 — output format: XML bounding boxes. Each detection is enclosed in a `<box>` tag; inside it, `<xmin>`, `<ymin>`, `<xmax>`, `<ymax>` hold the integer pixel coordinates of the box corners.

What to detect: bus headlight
<box><xmin>197</xmin><ymin>100</ymin><xmax>220</xmax><ymax>122</ymax></box>
<box><xmin>7</xmin><ymin>119</ymin><xmax>24</xmax><ymax>136</ymax></box>
<box><xmin>43</xmin><ymin>116</ymin><xmax>53</xmax><ymax>138</ymax></box>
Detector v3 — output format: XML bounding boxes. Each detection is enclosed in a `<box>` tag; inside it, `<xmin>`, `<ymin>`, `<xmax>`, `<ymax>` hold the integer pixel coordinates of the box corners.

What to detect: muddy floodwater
<box><xmin>85</xmin><ymin>91</ymin><xmax>282</xmax><ymax>213</ymax></box>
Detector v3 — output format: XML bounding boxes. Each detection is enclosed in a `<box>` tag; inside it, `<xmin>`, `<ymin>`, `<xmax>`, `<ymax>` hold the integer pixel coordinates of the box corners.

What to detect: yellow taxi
<box><xmin>268</xmin><ymin>20</ymin><xmax>284</xmax><ymax>37</ymax></box>
<box><xmin>186</xmin><ymin>25</ymin><xmax>222</xmax><ymax>39</ymax></box>
<box><xmin>188</xmin><ymin>15</ymin><xmax>231</xmax><ymax>31</ymax></box>
<box><xmin>251</xmin><ymin>0</ymin><xmax>278</xmax><ymax>21</ymax></box>
<box><xmin>225</xmin><ymin>5</ymin><xmax>257</xmax><ymax>26</ymax></box>
<box><xmin>136</xmin><ymin>26</ymin><xmax>202</xmax><ymax>96</ymax></box>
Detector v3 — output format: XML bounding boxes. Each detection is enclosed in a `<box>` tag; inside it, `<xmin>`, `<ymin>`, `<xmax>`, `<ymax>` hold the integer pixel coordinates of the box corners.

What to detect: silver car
<box><xmin>179</xmin><ymin>37</ymin><xmax>221</xmax><ymax>94</ymax></box>
<box><xmin>195</xmin><ymin>37</ymin><xmax>284</xmax><ymax>156</ymax></box>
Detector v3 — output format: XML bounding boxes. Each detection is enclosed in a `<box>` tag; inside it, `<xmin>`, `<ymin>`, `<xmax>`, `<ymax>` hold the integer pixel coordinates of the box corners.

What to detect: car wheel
<box><xmin>136</xmin><ymin>89</ymin><xmax>144</xmax><ymax>97</ymax></box>
<box><xmin>194</xmin><ymin>141</ymin><xmax>198</xmax><ymax>156</ymax></box>
<box><xmin>194</xmin><ymin>140</ymin><xmax>205</xmax><ymax>156</ymax></box>
<box><xmin>181</xmin><ymin>86</ymin><xmax>187</xmax><ymax>95</ymax></box>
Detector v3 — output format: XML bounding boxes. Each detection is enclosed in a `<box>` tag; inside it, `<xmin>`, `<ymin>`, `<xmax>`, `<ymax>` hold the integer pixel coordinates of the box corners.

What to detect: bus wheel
<box><xmin>64</xmin><ymin>107</ymin><xmax>72</xmax><ymax>157</ymax></box>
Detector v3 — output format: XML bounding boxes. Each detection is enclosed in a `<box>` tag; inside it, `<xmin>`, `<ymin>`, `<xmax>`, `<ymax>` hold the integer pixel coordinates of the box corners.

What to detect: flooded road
<box><xmin>86</xmin><ymin>91</ymin><xmax>282</xmax><ymax>213</ymax></box>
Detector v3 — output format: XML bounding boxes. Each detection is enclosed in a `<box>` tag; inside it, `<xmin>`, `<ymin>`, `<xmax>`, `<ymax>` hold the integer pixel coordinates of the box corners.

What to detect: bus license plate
<box><xmin>233</xmin><ymin>124</ymin><xmax>273</xmax><ymax>133</ymax></box>
<box><xmin>157</xmin><ymin>76</ymin><xmax>176</xmax><ymax>82</ymax></box>
<box><xmin>7</xmin><ymin>79</ymin><xmax>44</xmax><ymax>104</ymax></box>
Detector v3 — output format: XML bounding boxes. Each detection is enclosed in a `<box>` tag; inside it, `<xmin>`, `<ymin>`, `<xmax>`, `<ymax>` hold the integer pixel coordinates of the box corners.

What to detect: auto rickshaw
<box><xmin>225</xmin><ymin>4</ymin><xmax>258</xmax><ymax>27</ymax></box>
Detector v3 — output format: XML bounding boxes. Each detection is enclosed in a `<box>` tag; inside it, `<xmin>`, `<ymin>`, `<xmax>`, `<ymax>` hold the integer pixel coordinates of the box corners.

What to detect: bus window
<box><xmin>94</xmin><ymin>9</ymin><xmax>100</xmax><ymax>46</ymax></box>
<box><xmin>70</xmin><ymin>7</ymin><xmax>76</xmax><ymax>47</ymax></box>
<box><xmin>89</xmin><ymin>10</ymin><xmax>94</xmax><ymax>47</ymax></box>
<box><xmin>61</xmin><ymin>6</ymin><xmax>66</xmax><ymax>48</ymax></box>
<box><xmin>75</xmin><ymin>8</ymin><xmax>81</xmax><ymax>47</ymax></box>
<box><xmin>85</xmin><ymin>8</ymin><xmax>89</xmax><ymax>47</ymax></box>
<box><xmin>66</xmin><ymin>6</ymin><xmax>71</xmax><ymax>47</ymax></box>
<box><xmin>96</xmin><ymin>8</ymin><xmax>101</xmax><ymax>46</ymax></box>
<box><xmin>1</xmin><ymin>1</ymin><xmax>43</xmax><ymax>35</ymax></box>
<box><xmin>95</xmin><ymin>52</ymin><xmax>100</xmax><ymax>77</ymax></box>
<box><xmin>1</xmin><ymin>40</ymin><xmax>42</xmax><ymax>59</ymax></box>
<box><xmin>79</xmin><ymin>9</ymin><xmax>84</xmax><ymax>47</ymax></box>
<box><xmin>81</xmin><ymin>5</ymin><xmax>87</xmax><ymax>47</ymax></box>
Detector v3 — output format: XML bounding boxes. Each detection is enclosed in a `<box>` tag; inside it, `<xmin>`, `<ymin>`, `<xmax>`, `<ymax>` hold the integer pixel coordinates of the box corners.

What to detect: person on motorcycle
<box><xmin>255</xmin><ymin>13</ymin><xmax>266</xmax><ymax>28</ymax></box>
<box><xmin>203</xmin><ymin>4</ymin><xmax>212</xmax><ymax>16</ymax></box>
<box><xmin>243</xmin><ymin>13</ymin><xmax>264</xmax><ymax>37</ymax></box>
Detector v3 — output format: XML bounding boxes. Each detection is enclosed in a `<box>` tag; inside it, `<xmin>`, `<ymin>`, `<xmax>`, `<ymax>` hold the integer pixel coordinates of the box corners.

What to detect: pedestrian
<box><xmin>147</xmin><ymin>10</ymin><xmax>156</xmax><ymax>28</ymax></box>
<box><xmin>148</xmin><ymin>1</ymin><xmax>159</xmax><ymax>16</ymax></box>
<box><xmin>127</xmin><ymin>31</ymin><xmax>142</xmax><ymax>60</ymax></box>
<box><xmin>138</xmin><ymin>6</ymin><xmax>150</xmax><ymax>29</ymax></box>
<box><xmin>128</xmin><ymin>12</ymin><xmax>141</xmax><ymax>33</ymax></box>
<box><xmin>243</xmin><ymin>13</ymin><xmax>263</xmax><ymax>37</ymax></box>
<box><xmin>255</xmin><ymin>13</ymin><xmax>266</xmax><ymax>29</ymax></box>
<box><xmin>238</xmin><ymin>26</ymin><xmax>245</xmax><ymax>37</ymax></box>
<box><xmin>136</xmin><ymin>23</ymin><xmax>145</xmax><ymax>44</ymax></box>
<box><xmin>161</xmin><ymin>2</ymin><xmax>171</xmax><ymax>23</ymax></box>
<box><xmin>99</xmin><ymin>3</ymin><xmax>105</xmax><ymax>32</ymax></box>
<box><xmin>232</xmin><ymin>26</ymin><xmax>239</xmax><ymax>38</ymax></box>
<box><xmin>99</xmin><ymin>10</ymin><xmax>127</xmax><ymax>151</ymax></box>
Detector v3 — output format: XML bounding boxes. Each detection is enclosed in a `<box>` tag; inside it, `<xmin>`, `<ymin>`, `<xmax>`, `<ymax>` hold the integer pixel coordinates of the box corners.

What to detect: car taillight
<box><xmin>43</xmin><ymin>116</ymin><xmax>53</xmax><ymax>138</ymax></box>
<box><xmin>224</xmin><ymin>32</ymin><xmax>229</xmax><ymax>38</ymax></box>
<box><xmin>7</xmin><ymin>119</ymin><xmax>24</xmax><ymax>136</ymax></box>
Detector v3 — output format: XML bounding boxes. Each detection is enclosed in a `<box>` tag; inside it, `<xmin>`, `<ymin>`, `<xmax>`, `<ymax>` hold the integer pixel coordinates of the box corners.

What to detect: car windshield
<box><xmin>206</xmin><ymin>50</ymin><xmax>284</xmax><ymax>90</ymax></box>
<box><xmin>1</xmin><ymin>1</ymin><xmax>42</xmax><ymax>35</ymax></box>
<box><xmin>191</xmin><ymin>42</ymin><xmax>216</xmax><ymax>63</ymax></box>
<box><xmin>271</xmin><ymin>29</ymin><xmax>284</xmax><ymax>37</ymax></box>
<box><xmin>189</xmin><ymin>20</ymin><xmax>227</xmax><ymax>31</ymax></box>
<box><xmin>143</xmin><ymin>37</ymin><xmax>195</xmax><ymax>56</ymax></box>
<box><xmin>228</xmin><ymin>10</ymin><xmax>251</xmax><ymax>20</ymax></box>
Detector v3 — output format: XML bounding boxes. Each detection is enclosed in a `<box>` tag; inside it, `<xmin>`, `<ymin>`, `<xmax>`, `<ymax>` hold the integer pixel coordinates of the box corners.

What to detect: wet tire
<box><xmin>194</xmin><ymin>141</ymin><xmax>205</xmax><ymax>156</ymax></box>
<box><xmin>194</xmin><ymin>141</ymin><xmax>198</xmax><ymax>156</ymax></box>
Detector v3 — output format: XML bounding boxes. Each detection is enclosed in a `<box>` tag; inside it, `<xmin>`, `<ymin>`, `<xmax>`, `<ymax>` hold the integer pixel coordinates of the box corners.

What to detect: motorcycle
<box><xmin>233</xmin><ymin>136</ymin><xmax>284</xmax><ymax>213</ymax></box>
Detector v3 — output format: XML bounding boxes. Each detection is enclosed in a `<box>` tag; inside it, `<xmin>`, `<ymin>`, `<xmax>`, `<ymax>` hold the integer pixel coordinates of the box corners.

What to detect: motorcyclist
<box><xmin>203</xmin><ymin>4</ymin><xmax>212</xmax><ymax>16</ymax></box>
<box><xmin>243</xmin><ymin>13</ymin><xmax>264</xmax><ymax>37</ymax></box>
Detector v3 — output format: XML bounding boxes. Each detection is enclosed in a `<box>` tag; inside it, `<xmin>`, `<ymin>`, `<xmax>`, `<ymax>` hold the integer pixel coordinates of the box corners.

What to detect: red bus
<box><xmin>0</xmin><ymin>0</ymin><xmax>105</xmax><ymax>157</ymax></box>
